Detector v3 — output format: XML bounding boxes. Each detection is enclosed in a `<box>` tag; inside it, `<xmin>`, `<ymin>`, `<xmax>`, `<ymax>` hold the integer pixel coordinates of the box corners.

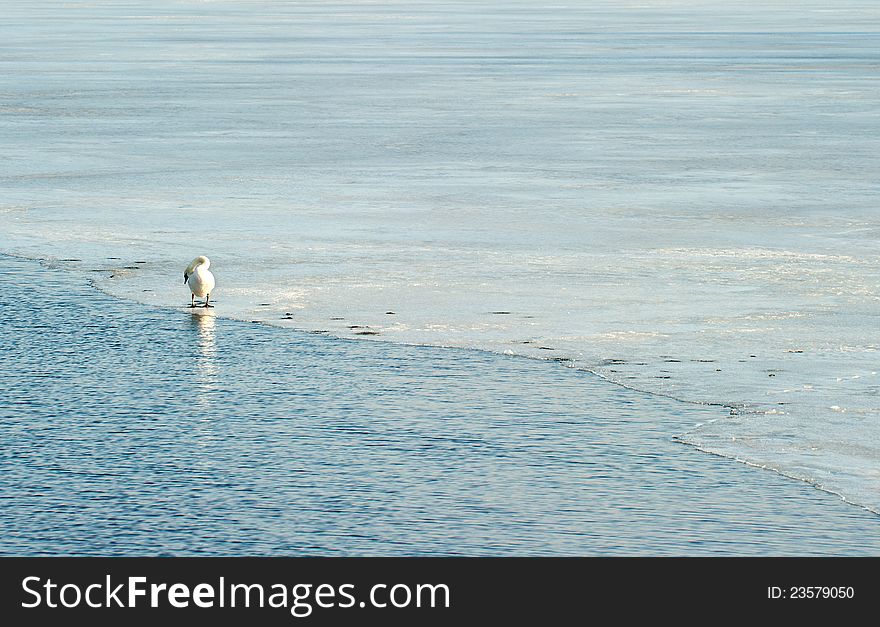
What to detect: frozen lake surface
<box><xmin>1</xmin><ymin>1</ymin><xmax>879</xmax><ymax>513</ymax></box>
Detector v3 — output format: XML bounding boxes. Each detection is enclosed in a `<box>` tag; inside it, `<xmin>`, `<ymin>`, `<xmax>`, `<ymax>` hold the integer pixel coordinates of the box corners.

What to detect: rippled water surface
<box><xmin>2</xmin><ymin>256</ymin><xmax>879</xmax><ymax>555</ymax></box>
<box><xmin>2</xmin><ymin>0</ymin><xmax>880</xmax><ymax>511</ymax></box>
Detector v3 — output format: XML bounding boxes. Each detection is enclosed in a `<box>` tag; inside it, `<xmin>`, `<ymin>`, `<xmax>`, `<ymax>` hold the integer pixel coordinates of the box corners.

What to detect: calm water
<box><xmin>2</xmin><ymin>255</ymin><xmax>879</xmax><ymax>556</ymax></box>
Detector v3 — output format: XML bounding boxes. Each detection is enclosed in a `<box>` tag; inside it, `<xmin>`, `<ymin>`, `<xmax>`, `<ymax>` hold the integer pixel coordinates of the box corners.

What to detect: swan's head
<box><xmin>184</xmin><ymin>255</ymin><xmax>211</xmax><ymax>282</ymax></box>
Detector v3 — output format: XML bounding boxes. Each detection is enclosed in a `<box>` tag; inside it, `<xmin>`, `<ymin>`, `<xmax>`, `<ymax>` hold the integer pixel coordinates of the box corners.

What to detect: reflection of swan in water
<box><xmin>192</xmin><ymin>309</ymin><xmax>216</xmax><ymax>358</ymax></box>
<box><xmin>191</xmin><ymin>310</ymin><xmax>218</xmax><ymax>404</ymax></box>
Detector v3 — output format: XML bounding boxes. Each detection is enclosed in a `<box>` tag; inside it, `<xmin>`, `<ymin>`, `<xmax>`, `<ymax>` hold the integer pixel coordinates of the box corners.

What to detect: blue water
<box><xmin>2</xmin><ymin>255</ymin><xmax>879</xmax><ymax>555</ymax></box>
<box><xmin>2</xmin><ymin>0</ymin><xmax>880</xmax><ymax>511</ymax></box>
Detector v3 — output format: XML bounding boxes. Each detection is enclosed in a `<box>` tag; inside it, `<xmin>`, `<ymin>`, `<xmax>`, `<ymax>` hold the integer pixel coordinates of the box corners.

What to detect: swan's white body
<box><xmin>184</xmin><ymin>256</ymin><xmax>215</xmax><ymax>307</ymax></box>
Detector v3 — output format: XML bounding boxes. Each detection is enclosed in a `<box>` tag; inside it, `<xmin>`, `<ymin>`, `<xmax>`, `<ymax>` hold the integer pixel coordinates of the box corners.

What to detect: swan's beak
<box><xmin>184</xmin><ymin>272</ymin><xmax>189</xmax><ymax>284</ymax></box>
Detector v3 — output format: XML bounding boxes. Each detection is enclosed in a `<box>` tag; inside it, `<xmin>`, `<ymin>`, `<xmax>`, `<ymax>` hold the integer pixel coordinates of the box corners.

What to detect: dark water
<box><xmin>1</xmin><ymin>255</ymin><xmax>879</xmax><ymax>555</ymax></box>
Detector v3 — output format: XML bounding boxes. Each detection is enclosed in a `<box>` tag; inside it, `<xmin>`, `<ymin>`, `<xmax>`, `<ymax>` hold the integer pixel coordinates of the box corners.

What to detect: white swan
<box><xmin>184</xmin><ymin>256</ymin><xmax>216</xmax><ymax>308</ymax></box>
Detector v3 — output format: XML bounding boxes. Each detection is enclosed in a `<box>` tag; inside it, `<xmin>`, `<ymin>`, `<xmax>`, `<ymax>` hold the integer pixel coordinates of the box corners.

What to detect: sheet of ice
<box><xmin>2</xmin><ymin>1</ymin><xmax>879</xmax><ymax>511</ymax></box>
